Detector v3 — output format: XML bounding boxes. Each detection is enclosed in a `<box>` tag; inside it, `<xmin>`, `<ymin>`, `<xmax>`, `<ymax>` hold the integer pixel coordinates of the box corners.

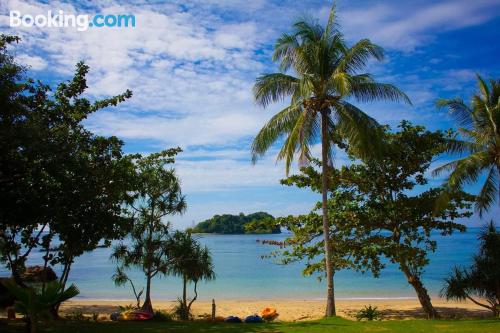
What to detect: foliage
<box><xmin>112</xmin><ymin>267</ymin><xmax>143</xmax><ymax>309</ymax></box>
<box><xmin>2</xmin><ymin>280</ymin><xmax>79</xmax><ymax>333</ymax></box>
<box><xmin>335</xmin><ymin>122</ymin><xmax>473</xmax><ymax>318</ymax></box>
<box><xmin>355</xmin><ymin>305</ymin><xmax>382</xmax><ymax>321</ymax></box>
<box><xmin>441</xmin><ymin>222</ymin><xmax>500</xmax><ymax>316</ymax></box>
<box><xmin>65</xmin><ymin>311</ymin><xmax>86</xmax><ymax>321</ymax></box>
<box><xmin>172</xmin><ymin>298</ymin><xmax>193</xmax><ymax>321</ymax></box>
<box><xmin>250</xmin><ymin>4</ymin><xmax>409</xmax><ymax>317</ymax></box>
<box><xmin>168</xmin><ymin>231</ymin><xmax>215</xmax><ymax>320</ymax></box>
<box><xmin>190</xmin><ymin>212</ymin><xmax>279</xmax><ymax>234</ymax></box>
<box><xmin>434</xmin><ymin>76</ymin><xmax>500</xmax><ymax>214</ymax></box>
<box><xmin>118</xmin><ymin>304</ymin><xmax>139</xmax><ymax>312</ymax></box>
<box><xmin>152</xmin><ymin>310</ymin><xmax>173</xmax><ymax>322</ymax></box>
<box><xmin>268</xmin><ymin>187</ymin><xmax>383</xmax><ymax>279</ymax></box>
<box><xmin>0</xmin><ymin>35</ymin><xmax>135</xmax><ymax>295</ymax></box>
<box><xmin>111</xmin><ymin>148</ymin><xmax>186</xmax><ymax>313</ymax></box>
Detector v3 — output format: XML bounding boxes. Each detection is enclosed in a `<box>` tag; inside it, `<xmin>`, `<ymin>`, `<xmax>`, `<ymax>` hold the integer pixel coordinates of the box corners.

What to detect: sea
<box><xmin>0</xmin><ymin>228</ymin><xmax>483</xmax><ymax>301</ymax></box>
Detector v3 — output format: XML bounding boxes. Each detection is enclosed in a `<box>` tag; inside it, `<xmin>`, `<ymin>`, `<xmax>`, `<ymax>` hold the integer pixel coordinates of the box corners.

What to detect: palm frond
<box><xmin>336</xmin><ymin>39</ymin><xmax>383</xmax><ymax>74</ymax></box>
<box><xmin>476</xmin><ymin>166</ymin><xmax>499</xmax><ymax>216</ymax></box>
<box><xmin>437</xmin><ymin>98</ymin><xmax>474</xmax><ymax>129</ymax></box>
<box><xmin>349</xmin><ymin>78</ymin><xmax>411</xmax><ymax>104</ymax></box>
<box><xmin>253</xmin><ymin>73</ymin><xmax>299</xmax><ymax>108</ymax></box>
<box><xmin>251</xmin><ymin>104</ymin><xmax>302</xmax><ymax>163</ymax></box>
<box><xmin>333</xmin><ymin>101</ymin><xmax>383</xmax><ymax>160</ymax></box>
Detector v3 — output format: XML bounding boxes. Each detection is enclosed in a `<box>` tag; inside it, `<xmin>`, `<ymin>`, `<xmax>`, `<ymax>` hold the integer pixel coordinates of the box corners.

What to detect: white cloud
<box><xmin>16</xmin><ymin>53</ymin><xmax>47</xmax><ymax>70</ymax></box>
<box><xmin>338</xmin><ymin>0</ymin><xmax>500</xmax><ymax>51</ymax></box>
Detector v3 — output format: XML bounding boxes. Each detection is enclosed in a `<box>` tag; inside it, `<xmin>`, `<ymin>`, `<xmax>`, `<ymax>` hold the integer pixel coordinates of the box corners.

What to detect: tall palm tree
<box><xmin>434</xmin><ymin>75</ymin><xmax>500</xmax><ymax>215</ymax></box>
<box><xmin>251</xmin><ymin>5</ymin><xmax>410</xmax><ymax>316</ymax></box>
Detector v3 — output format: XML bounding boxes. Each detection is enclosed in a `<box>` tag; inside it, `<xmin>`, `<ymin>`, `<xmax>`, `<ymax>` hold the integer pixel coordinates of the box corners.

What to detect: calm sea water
<box><xmin>0</xmin><ymin>229</ymin><xmax>482</xmax><ymax>301</ymax></box>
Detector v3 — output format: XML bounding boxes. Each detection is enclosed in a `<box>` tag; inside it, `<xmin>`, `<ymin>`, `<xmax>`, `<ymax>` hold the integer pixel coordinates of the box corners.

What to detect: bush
<box><xmin>172</xmin><ymin>298</ymin><xmax>192</xmax><ymax>321</ymax></box>
<box><xmin>355</xmin><ymin>305</ymin><xmax>382</xmax><ymax>321</ymax></box>
<box><xmin>118</xmin><ymin>304</ymin><xmax>139</xmax><ymax>312</ymax></box>
<box><xmin>152</xmin><ymin>310</ymin><xmax>173</xmax><ymax>322</ymax></box>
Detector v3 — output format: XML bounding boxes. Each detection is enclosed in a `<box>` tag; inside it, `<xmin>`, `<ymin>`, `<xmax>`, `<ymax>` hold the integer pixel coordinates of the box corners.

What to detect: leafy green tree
<box><xmin>250</xmin><ymin>5</ymin><xmax>409</xmax><ymax>316</ymax></box>
<box><xmin>112</xmin><ymin>149</ymin><xmax>186</xmax><ymax>313</ymax></box>
<box><xmin>335</xmin><ymin>122</ymin><xmax>474</xmax><ymax>318</ymax></box>
<box><xmin>168</xmin><ymin>231</ymin><xmax>215</xmax><ymax>320</ymax></box>
<box><xmin>0</xmin><ymin>35</ymin><xmax>135</xmax><ymax>293</ymax></box>
<box><xmin>434</xmin><ymin>76</ymin><xmax>500</xmax><ymax>214</ymax></box>
<box><xmin>2</xmin><ymin>280</ymin><xmax>79</xmax><ymax>333</ymax></box>
<box><xmin>441</xmin><ymin>222</ymin><xmax>500</xmax><ymax>317</ymax></box>
<box><xmin>265</xmin><ymin>185</ymin><xmax>383</xmax><ymax>284</ymax></box>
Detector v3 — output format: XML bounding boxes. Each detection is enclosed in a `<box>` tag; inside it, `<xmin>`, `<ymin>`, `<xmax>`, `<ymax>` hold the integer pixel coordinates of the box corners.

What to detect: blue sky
<box><xmin>1</xmin><ymin>0</ymin><xmax>499</xmax><ymax>228</ymax></box>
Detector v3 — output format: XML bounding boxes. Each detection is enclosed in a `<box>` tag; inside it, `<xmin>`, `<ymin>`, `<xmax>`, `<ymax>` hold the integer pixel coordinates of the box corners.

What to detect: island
<box><xmin>188</xmin><ymin>212</ymin><xmax>281</xmax><ymax>234</ymax></box>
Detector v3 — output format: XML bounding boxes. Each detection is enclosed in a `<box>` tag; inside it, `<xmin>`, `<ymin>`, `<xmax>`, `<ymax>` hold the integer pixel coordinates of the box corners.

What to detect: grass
<box><xmin>2</xmin><ymin>317</ymin><xmax>499</xmax><ymax>333</ymax></box>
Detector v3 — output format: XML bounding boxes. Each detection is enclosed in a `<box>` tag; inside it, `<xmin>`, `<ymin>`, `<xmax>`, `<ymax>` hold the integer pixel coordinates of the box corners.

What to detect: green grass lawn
<box><xmin>2</xmin><ymin>317</ymin><xmax>500</xmax><ymax>333</ymax></box>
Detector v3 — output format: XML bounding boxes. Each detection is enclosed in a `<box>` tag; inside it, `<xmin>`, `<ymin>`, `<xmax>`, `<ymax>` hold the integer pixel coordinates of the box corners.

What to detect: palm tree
<box><xmin>434</xmin><ymin>75</ymin><xmax>500</xmax><ymax>214</ymax></box>
<box><xmin>251</xmin><ymin>5</ymin><xmax>410</xmax><ymax>316</ymax></box>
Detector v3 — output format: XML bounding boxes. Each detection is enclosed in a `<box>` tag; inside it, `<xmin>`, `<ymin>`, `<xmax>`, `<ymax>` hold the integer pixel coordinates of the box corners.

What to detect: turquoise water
<box><xmin>0</xmin><ymin>229</ymin><xmax>481</xmax><ymax>300</ymax></box>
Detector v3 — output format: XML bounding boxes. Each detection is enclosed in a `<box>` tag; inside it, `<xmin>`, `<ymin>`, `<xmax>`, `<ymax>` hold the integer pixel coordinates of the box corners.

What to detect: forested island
<box><xmin>188</xmin><ymin>212</ymin><xmax>280</xmax><ymax>234</ymax></box>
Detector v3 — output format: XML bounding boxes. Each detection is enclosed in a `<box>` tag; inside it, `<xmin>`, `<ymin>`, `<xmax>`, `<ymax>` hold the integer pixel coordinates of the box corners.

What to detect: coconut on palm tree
<box><xmin>251</xmin><ymin>5</ymin><xmax>410</xmax><ymax>316</ymax></box>
<box><xmin>434</xmin><ymin>75</ymin><xmax>500</xmax><ymax>214</ymax></box>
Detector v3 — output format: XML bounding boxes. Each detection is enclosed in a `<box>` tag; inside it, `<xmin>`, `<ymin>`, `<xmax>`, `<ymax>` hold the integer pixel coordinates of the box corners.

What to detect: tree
<box><xmin>111</xmin><ymin>149</ymin><xmax>186</xmax><ymax>313</ymax></box>
<box><xmin>112</xmin><ymin>267</ymin><xmax>143</xmax><ymax>309</ymax></box>
<box><xmin>335</xmin><ymin>122</ymin><xmax>474</xmax><ymax>318</ymax></box>
<box><xmin>434</xmin><ymin>76</ymin><xmax>500</xmax><ymax>214</ymax></box>
<box><xmin>0</xmin><ymin>35</ymin><xmax>135</xmax><ymax>294</ymax></box>
<box><xmin>441</xmin><ymin>222</ymin><xmax>500</xmax><ymax>317</ymax></box>
<box><xmin>250</xmin><ymin>5</ymin><xmax>410</xmax><ymax>316</ymax></box>
<box><xmin>265</xmin><ymin>183</ymin><xmax>383</xmax><ymax>286</ymax></box>
<box><xmin>168</xmin><ymin>231</ymin><xmax>215</xmax><ymax>320</ymax></box>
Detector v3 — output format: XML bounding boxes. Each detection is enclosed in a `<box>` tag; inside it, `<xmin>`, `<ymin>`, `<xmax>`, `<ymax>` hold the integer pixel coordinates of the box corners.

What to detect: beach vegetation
<box><xmin>271</xmin><ymin>122</ymin><xmax>474</xmax><ymax>319</ymax></box>
<box><xmin>250</xmin><ymin>4</ymin><xmax>409</xmax><ymax>316</ymax></box>
<box><xmin>0</xmin><ymin>34</ymin><xmax>135</xmax><ymax>317</ymax></box>
<box><xmin>434</xmin><ymin>76</ymin><xmax>500</xmax><ymax>214</ymax></box>
<box><xmin>2</xmin><ymin>280</ymin><xmax>79</xmax><ymax>333</ymax></box>
<box><xmin>441</xmin><ymin>221</ymin><xmax>500</xmax><ymax>317</ymax></box>
<box><xmin>111</xmin><ymin>149</ymin><xmax>186</xmax><ymax>313</ymax></box>
<box><xmin>355</xmin><ymin>305</ymin><xmax>382</xmax><ymax>321</ymax></box>
<box><xmin>168</xmin><ymin>231</ymin><xmax>215</xmax><ymax>320</ymax></box>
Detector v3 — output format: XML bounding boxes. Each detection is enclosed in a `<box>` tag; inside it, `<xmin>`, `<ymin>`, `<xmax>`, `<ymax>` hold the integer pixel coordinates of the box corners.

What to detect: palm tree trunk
<box><xmin>321</xmin><ymin>110</ymin><xmax>336</xmax><ymax>317</ymax></box>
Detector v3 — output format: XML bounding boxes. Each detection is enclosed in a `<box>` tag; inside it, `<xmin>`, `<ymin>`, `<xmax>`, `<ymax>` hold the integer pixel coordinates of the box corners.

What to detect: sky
<box><xmin>1</xmin><ymin>0</ymin><xmax>499</xmax><ymax>228</ymax></box>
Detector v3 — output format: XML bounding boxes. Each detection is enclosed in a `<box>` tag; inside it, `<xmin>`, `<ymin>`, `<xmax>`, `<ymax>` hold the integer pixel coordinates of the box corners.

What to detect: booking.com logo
<box><xmin>9</xmin><ymin>10</ymin><xmax>136</xmax><ymax>32</ymax></box>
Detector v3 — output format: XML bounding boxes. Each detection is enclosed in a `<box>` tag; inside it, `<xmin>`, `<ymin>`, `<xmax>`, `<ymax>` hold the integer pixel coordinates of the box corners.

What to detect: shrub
<box><xmin>355</xmin><ymin>305</ymin><xmax>382</xmax><ymax>321</ymax></box>
<box><xmin>152</xmin><ymin>310</ymin><xmax>173</xmax><ymax>322</ymax></box>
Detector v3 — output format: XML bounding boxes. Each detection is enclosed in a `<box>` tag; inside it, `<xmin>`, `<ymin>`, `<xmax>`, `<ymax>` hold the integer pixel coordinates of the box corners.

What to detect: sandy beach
<box><xmin>58</xmin><ymin>298</ymin><xmax>492</xmax><ymax>321</ymax></box>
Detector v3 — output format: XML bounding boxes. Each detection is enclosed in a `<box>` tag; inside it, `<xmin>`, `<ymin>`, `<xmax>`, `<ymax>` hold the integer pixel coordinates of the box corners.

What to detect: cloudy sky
<box><xmin>1</xmin><ymin>0</ymin><xmax>499</xmax><ymax>228</ymax></box>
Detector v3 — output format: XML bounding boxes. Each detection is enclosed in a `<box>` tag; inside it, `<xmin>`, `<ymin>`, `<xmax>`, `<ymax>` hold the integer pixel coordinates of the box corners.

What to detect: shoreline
<box><xmin>59</xmin><ymin>298</ymin><xmax>492</xmax><ymax>321</ymax></box>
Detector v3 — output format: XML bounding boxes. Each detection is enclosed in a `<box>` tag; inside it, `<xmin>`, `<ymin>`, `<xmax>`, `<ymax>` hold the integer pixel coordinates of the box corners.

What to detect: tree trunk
<box><xmin>187</xmin><ymin>281</ymin><xmax>198</xmax><ymax>312</ymax></box>
<box><xmin>141</xmin><ymin>274</ymin><xmax>153</xmax><ymax>313</ymax></box>
<box><xmin>321</xmin><ymin>111</ymin><xmax>336</xmax><ymax>317</ymax></box>
<box><xmin>182</xmin><ymin>275</ymin><xmax>188</xmax><ymax>320</ymax></box>
<box><xmin>401</xmin><ymin>265</ymin><xmax>439</xmax><ymax>319</ymax></box>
